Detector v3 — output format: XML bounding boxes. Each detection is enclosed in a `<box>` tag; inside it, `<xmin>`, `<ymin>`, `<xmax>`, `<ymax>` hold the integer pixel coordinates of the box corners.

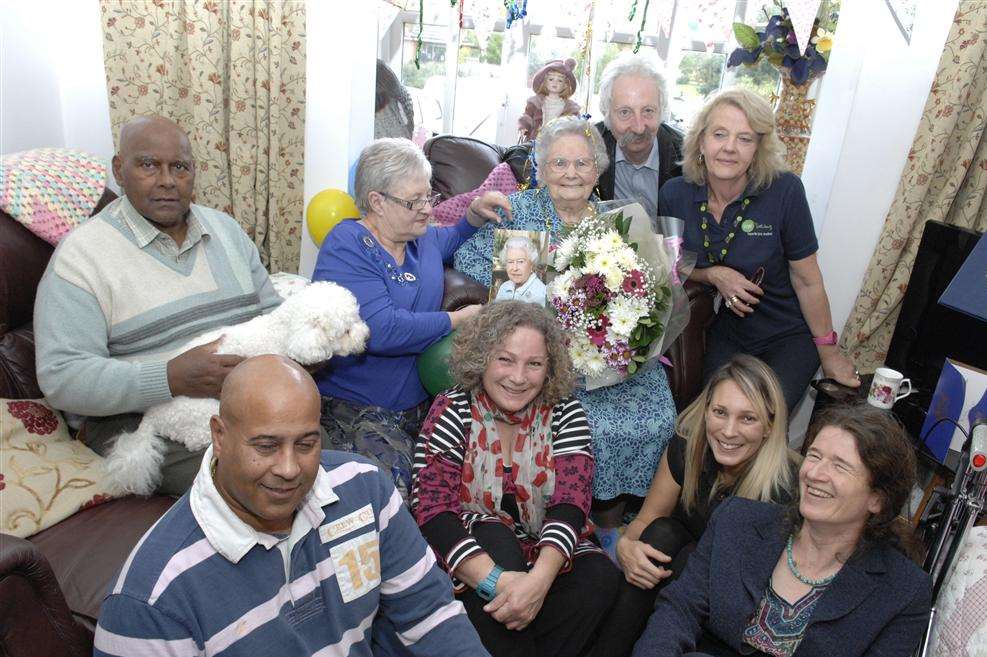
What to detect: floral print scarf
<box><xmin>462</xmin><ymin>392</ymin><xmax>556</xmax><ymax>534</ymax></box>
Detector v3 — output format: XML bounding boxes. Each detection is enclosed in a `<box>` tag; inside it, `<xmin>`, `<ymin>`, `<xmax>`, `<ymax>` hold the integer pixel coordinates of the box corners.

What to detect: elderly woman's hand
<box><xmin>483</xmin><ymin>570</ymin><xmax>551</xmax><ymax>631</ymax></box>
<box><xmin>467</xmin><ymin>191</ymin><xmax>513</xmax><ymax>227</ymax></box>
<box><xmin>820</xmin><ymin>348</ymin><xmax>861</xmax><ymax>387</ymax></box>
<box><xmin>617</xmin><ymin>535</ymin><xmax>673</xmax><ymax>590</ymax></box>
<box><xmin>707</xmin><ymin>265</ymin><xmax>762</xmax><ymax>317</ymax></box>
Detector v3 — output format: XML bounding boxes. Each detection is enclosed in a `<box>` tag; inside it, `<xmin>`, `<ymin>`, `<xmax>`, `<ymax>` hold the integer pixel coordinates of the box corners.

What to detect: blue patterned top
<box><xmin>743</xmin><ymin>582</ymin><xmax>829</xmax><ymax>657</ymax></box>
<box><xmin>453</xmin><ymin>188</ymin><xmax>677</xmax><ymax>500</ymax></box>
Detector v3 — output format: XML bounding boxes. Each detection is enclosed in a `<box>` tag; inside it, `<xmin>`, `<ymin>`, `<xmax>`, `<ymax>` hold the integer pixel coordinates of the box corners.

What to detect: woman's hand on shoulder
<box><xmin>467</xmin><ymin>191</ymin><xmax>513</xmax><ymax>227</ymax></box>
<box><xmin>707</xmin><ymin>266</ymin><xmax>762</xmax><ymax>317</ymax></box>
<box><xmin>616</xmin><ymin>535</ymin><xmax>672</xmax><ymax>590</ymax></box>
<box><xmin>484</xmin><ymin>570</ymin><xmax>551</xmax><ymax>631</ymax></box>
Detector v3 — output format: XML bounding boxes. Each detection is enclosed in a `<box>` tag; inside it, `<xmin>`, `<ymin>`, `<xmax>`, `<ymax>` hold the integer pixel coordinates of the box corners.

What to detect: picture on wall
<box><xmin>489</xmin><ymin>229</ymin><xmax>553</xmax><ymax>307</ymax></box>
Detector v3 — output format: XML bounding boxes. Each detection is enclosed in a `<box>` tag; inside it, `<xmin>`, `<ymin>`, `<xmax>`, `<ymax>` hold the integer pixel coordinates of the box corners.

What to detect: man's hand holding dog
<box><xmin>167</xmin><ymin>337</ymin><xmax>243</xmax><ymax>399</ymax></box>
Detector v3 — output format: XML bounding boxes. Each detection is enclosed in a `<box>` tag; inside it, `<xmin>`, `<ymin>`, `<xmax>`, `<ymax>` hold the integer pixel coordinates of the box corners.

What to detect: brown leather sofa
<box><xmin>0</xmin><ymin>138</ymin><xmax>712</xmax><ymax>657</ymax></box>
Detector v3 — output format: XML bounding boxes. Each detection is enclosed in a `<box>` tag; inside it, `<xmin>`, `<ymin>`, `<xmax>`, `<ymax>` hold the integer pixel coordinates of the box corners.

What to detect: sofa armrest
<box><xmin>441</xmin><ymin>267</ymin><xmax>488</xmax><ymax>312</ymax></box>
<box><xmin>665</xmin><ymin>280</ymin><xmax>715</xmax><ymax>410</ymax></box>
<box><xmin>0</xmin><ymin>533</ymin><xmax>92</xmax><ymax>657</ymax></box>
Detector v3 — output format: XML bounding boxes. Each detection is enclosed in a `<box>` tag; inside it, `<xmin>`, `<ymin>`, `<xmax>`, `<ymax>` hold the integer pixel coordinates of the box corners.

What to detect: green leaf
<box><xmin>627</xmin><ymin>361</ymin><xmax>638</xmax><ymax>374</ymax></box>
<box><xmin>733</xmin><ymin>23</ymin><xmax>760</xmax><ymax>50</ymax></box>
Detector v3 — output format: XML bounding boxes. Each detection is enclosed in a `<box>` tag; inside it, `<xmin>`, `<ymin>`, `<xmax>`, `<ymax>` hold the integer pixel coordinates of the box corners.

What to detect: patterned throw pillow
<box><xmin>430</xmin><ymin>162</ymin><xmax>519</xmax><ymax>227</ymax></box>
<box><xmin>0</xmin><ymin>399</ymin><xmax>116</xmax><ymax>538</ymax></box>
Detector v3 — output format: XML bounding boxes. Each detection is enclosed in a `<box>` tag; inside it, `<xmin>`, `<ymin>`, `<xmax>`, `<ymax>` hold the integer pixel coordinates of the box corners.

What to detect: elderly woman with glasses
<box><xmin>455</xmin><ymin>116</ymin><xmax>679</xmax><ymax>531</ymax></box>
<box><xmin>313</xmin><ymin>137</ymin><xmax>502</xmax><ymax>499</ymax></box>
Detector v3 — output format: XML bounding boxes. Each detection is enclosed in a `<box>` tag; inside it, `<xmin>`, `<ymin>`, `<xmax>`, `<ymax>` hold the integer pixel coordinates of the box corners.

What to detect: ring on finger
<box><xmin>725</xmin><ymin>298</ymin><xmax>733</xmax><ymax>308</ymax></box>
<box><xmin>730</xmin><ymin>294</ymin><xmax>739</xmax><ymax>304</ymax></box>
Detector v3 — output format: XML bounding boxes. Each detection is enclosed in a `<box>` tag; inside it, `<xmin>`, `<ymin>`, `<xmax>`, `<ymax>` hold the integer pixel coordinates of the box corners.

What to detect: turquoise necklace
<box><xmin>700</xmin><ymin>196</ymin><xmax>751</xmax><ymax>264</ymax></box>
<box><xmin>786</xmin><ymin>535</ymin><xmax>837</xmax><ymax>587</ymax></box>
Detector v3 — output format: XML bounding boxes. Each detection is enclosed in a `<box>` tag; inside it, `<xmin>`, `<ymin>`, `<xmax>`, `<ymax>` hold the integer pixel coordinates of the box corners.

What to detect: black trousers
<box><xmin>703</xmin><ymin>327</ymin><xmax>821</xmax><ymax>414</ymax></box>
<box><xmin>458</xmin><ymin>521</ymin><xmax>621</xmax><ymax>657</ymax></box>
<box><xmin>593</xmin><ymin>517</ymin><xmax>697</xmax><ymax>657</ymax></box>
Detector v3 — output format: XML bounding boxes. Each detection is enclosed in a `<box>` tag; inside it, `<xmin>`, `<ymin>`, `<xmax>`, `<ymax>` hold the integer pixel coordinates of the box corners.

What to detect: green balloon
<box><xmin>418</xmin><ymin>331</ymin><xmax>456</xmax><ymax>396</ymax></box>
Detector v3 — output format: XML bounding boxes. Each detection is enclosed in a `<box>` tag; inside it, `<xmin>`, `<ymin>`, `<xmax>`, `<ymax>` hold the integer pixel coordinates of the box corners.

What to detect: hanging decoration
<box><xmin>415</xmin><ymin>0</ymin><xmax>426</xmax><ymax>68</ymax></box>
<box><xmin>628</xmin><ymin>0</ymin><xmax>652</xmax><ymax>53</ymax></box>
<box><xmin>505</xmin><ymin>0</ymin><xmax>528</xmax><ymax>28</ymax></box>
<box><xmin>786</xmin><ymin>0</ymin><xmax>824</xmax><ymax>56</ymax></box>
<box><xmin>727</xmin><ymin>1</ymin><xmax>840</xmax><ymax>173</ymax></box>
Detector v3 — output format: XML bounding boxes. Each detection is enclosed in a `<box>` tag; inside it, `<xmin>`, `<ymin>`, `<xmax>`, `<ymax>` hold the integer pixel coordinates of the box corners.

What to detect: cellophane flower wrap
<box><xmin>548</xmin><ymin>202</ymin><xmax>692</xmax><ymax>390</ymax></box>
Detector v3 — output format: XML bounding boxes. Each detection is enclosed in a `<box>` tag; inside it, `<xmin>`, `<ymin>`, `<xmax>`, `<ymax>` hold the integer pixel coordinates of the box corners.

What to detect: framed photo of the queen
<box><xmin>489</xmin><ymin>229</ymin><xmax>553</xmax><ymax>307</ymax></box>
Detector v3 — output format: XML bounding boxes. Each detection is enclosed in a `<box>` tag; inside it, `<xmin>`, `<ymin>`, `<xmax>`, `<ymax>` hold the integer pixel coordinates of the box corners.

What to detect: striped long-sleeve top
<box><xmin>94</xmin><ymin>451</ymin><xmax>489</xmax><ymax>657</ymax></box>
<box><xmin>411</xmin><ymin>389</ymin><xmax>598</xmax><ymax>583</ymax></box>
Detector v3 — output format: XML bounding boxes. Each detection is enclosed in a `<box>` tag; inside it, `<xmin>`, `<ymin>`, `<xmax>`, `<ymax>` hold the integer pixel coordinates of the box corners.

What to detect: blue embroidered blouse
<box><xmin>314</xmin><ymin>218</ymin><xmax>477</xmax><ymax>411</ymax></box>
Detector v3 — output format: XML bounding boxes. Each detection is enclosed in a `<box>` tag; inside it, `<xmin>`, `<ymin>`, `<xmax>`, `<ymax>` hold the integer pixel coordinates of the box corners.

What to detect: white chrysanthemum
<box><xmin>616</xmin><ymin>246</ymin><xmax>640</xmax><ymax>270</ymax></box>
<box><xmin>553</xmin><ymin>236</ymin><xmax>578</xmax><ymax>270</ymax></box>
<box><xmin>552</xmin><ymin>268</ymin><xmax>580</xmax><ymax>297</ymax></box>
<box><xmin>603</xmin><ymin>231</ymin><xmax>624</xmax><ymax>251</ymax></box>
<box><xmin>585</xmin><ymin>236</ymin><xmax>612</xmax><ymax>257</ymax></box>
<box><xmin>568</xmin><ymin>333</ymin><xmax>599</xmax><ymax>375</ymax></box>
<box><xmin>603</xmin><ymin>265</ymin><xmax>624</xmax><ymax>290</ymax></box>
<box><xmin>587</xmin><ymin>251</ymin><xmax>617</xmax><ymax>275</ymax></box>
<box><xmin>609</xmin><ymin>296</ymin><xmax>650</xmax><ymax>337</ymax></box>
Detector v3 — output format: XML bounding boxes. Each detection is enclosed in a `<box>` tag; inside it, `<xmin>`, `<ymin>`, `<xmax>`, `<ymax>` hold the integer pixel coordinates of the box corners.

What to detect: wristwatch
<box><xmin>812</xmin><ymin>330</ymin><xmax>838</xmax><ymax>346</ymax></box>
<box><xmin>476</xmin><ymin>565</ymin><xmax>504</xmax><ymax>601</ymax></box>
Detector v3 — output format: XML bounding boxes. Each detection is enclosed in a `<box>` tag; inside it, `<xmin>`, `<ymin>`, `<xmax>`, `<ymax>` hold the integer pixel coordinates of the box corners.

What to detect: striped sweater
<box><xmin>95</xmin><ymin>451</ymin><xmax>488</xmax><ymax>657</ymax></box>
<box><xmin>411</xmin><ymin>389</ymin><xmax>597</xmax><ymax>581</ymax></box>
<box><xmin>34</xmin><ymin>195</ymin><xmax>280</xmax><ymax>416</ymax></box>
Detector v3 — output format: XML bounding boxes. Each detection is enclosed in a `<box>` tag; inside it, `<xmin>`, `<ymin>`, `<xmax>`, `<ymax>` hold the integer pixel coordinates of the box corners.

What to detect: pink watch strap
<box><xmin>812</xmin><ymin>330</ymin><xmax>838</xmax><ymax>346</ymax></box>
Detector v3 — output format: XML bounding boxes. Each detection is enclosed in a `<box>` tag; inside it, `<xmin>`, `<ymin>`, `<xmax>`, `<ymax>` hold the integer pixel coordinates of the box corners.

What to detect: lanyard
<box><xmin>700</xmin><ymin>196</ymin><xmax>751</xmax><ymax>264</ymax></box>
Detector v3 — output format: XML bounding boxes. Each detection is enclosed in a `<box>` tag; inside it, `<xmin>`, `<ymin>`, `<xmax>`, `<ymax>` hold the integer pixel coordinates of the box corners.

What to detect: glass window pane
<box><xmin>732</xmin><ymin>56</ymin><xmax>781</xmax><ymax>104</ymax></box>
<box><xmin>401</xmin><ymin>22</ymin><xmax>447</xmax><ymax>135</ymax></box>
<box><xmin>671</xmin><ymin>51</ymin><xmax>726</xmax><ymax>128</ymax></box>
<box><xmin>453</xmin><ymin>29</ymin><xmax>505</xmax><ymax>142</ymax></box>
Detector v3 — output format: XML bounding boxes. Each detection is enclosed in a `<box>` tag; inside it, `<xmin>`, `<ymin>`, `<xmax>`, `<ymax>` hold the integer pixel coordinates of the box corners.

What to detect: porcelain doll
<box><xmin>518</xmin><ymin>58</ymin><xmax>581</xmax><ymax>141</ymax></box>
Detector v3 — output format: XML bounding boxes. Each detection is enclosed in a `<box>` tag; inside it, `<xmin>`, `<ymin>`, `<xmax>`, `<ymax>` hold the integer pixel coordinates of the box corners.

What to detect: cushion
<box><xmin>0</xmin><ymin>148</ymin><xmax>107</xmax><ymax>245</ymax></box>
<box><xmin>928</xmin><ymin>525</ymin><xmax>987</xmax><ymax>656</ymax></box>
<box><xmin>431</xmin><ymin>162</ymin><xmax>518</xmax><ymax>227</ymax></box>
<box><xmin>0</xmin><ymin>399</ymin><xmax>116</xmax><ymax>538</ymax></box>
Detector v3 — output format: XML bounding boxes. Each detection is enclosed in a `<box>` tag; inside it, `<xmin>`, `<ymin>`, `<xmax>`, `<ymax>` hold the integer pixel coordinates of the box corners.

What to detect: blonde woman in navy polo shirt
<box><xmin>658</xmin><ymin>88</ymin><xmax>858</xmax><ymax>412</ymax></box>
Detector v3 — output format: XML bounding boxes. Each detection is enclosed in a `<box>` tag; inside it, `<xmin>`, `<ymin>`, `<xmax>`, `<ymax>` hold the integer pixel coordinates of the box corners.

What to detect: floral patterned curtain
<box><xmin>841</xmin><ymin>4</ymin><xmax>987</xmax><ymax>372</ymax></box>
<box><xmin>101</xmin><ymin>0</ymin><xmax>306</xmax><ymax>274</ymax></box>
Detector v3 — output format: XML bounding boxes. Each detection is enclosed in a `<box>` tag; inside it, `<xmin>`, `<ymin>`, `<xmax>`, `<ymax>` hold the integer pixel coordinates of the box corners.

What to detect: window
<box><xmin>379</xmin><ymin>0</ymin><xmax>789</xmax><ymax>143</ymax></box>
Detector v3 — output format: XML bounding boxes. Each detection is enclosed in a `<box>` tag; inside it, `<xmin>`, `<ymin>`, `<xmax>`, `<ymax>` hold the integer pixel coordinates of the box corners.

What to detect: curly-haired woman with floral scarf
<box><xmin>411</xmin><ymin>301</ymin><xmax>620</xmax><ymax>657</ymax></box>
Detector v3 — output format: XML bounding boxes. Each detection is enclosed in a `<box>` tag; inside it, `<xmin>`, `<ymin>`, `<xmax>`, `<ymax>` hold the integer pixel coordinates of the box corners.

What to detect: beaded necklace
<box><xmin>700</xmin><ymin>196</ymin><xmax>751</xmax><ymax>264</ymax></box>
<box><xmin>785</xmin><ymin>534</ymin><xmax>837</xmax><ymax>587</ymax></box>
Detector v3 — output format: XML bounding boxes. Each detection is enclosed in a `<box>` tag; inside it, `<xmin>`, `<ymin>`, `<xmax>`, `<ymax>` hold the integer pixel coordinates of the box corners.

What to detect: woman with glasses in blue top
<box><xmin>455</xmin><ymin>116</ymin><xmax>679</xmax><ymax>530</ymax></box>
<box><xmin>313</xmin><ymin>138</ymin><xmax>506</xmax><ymax>500</ymax></box>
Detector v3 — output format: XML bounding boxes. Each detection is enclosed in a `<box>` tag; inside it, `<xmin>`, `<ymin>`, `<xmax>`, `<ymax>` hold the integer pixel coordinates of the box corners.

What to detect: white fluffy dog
<box><xmin>104</xmin><ymin>281</ymin><xmax>369</xmax><ymax>495</ymax></box>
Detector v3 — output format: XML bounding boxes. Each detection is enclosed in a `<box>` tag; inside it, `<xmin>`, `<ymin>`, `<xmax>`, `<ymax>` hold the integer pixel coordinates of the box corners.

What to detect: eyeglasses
<box><xmin>547</xmin><ymin>157</ymin><xmax>596</xmax><ymax>173</ymax></box>
<box><xmin>380</xmin><ymin>191</ymin><xmax>441</xmax><ymax>212</ymax></box>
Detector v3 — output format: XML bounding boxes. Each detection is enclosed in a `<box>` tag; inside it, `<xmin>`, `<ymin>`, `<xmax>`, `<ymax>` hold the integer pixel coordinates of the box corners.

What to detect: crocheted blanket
<box><xmin>0</xmin><ymin>148</ymin><xmax>107</xmax><ymax>245</ymax></box>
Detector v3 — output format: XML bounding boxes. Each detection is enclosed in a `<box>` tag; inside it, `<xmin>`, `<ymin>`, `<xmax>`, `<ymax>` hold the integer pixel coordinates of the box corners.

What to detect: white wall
<box><xmin>0</xmin><ymin>1</ymin><xmax>115</xmax><ymax>183</ymax></box>
<box><xmin>299</xmin><ymin>1</ymin><xmax>377</xmax><ymax>276</ymax></box>
<box><xmin>804</xmin><ymin>0</ymin><xmax>960</xmax><ymax>332</ymax></box>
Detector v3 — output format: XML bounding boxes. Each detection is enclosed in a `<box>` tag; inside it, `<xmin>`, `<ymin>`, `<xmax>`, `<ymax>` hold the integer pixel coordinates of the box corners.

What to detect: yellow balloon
<box><xmin>306</xmin><ymin>189</ymin><xmax>360</xmax><ymax>246</ymax></box>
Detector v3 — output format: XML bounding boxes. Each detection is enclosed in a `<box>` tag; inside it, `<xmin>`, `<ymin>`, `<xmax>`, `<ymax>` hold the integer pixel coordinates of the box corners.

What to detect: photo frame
<box><xmin>489</xmin><ymin>229</ymin><xmax>553</xmax><ymax>307</ymax></box>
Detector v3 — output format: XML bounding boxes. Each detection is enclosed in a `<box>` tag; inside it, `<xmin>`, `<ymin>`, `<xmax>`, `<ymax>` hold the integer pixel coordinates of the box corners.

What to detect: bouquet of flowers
<box><xmin>727</xmin><ymin>0</ymin><xmax>839</xmax><ymax>86</ymax></box>
<box><xmin>548</xmin><ymin>203</ymin><xmax>689</xmax><ymax>390</ymax></box>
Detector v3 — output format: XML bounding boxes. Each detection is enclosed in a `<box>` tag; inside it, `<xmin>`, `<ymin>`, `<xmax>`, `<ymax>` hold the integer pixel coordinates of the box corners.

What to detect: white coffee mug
<box><xmin>867</xmin><ymin>367</ymin><xmax>912</xmax><ymax>409</ymax></box>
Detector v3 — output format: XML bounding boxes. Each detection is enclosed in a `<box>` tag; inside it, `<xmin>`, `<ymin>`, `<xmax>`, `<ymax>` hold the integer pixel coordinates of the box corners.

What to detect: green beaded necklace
<box><xmin>786</xmin><ymin>535</ymin><xmax>837</xmax><ymax>587</ymax></box>
<box><xmin>700</xmin><ymin>197</ymin><xmax>751</xmax><ymax>264</ymax></box>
